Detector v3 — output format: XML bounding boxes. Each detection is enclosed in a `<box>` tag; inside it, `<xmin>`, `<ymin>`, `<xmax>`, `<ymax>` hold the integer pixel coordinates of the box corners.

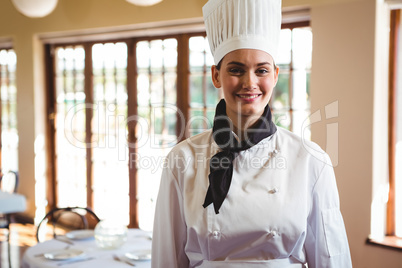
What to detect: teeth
<box><xmin>238</xmin><ymin>94</ymin><xmax>259</xmax><ymax>99</ymax></box>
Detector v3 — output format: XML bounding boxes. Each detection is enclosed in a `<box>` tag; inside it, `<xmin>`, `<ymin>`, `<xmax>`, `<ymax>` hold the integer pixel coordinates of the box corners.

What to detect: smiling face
<box><xmin>212</xmin><ymin>49</ymin><xmax>279</xmax><ymax>129</ymax></box>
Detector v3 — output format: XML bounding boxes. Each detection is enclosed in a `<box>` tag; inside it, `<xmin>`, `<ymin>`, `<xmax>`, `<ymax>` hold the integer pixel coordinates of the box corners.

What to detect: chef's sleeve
<box><xmin>304</xmin><ymin>158</ymin><xmax>353</xmax><ymax>268</ymax></box>
<box><xmin>151</xmin><ymin>166</ymin><xmax>189</xmax><ymax>268</ymax></box>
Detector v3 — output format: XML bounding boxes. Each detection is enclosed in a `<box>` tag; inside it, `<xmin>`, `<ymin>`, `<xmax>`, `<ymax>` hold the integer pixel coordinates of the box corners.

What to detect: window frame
<box><xmin>387</xmin><ymin>8</ymin><xmax>400</xmax><ymax>237</ymax></box>
<box><xmin>367</xmin><ymin>8</ymin><xmax>402</xmax><ymax>251</ymax></box>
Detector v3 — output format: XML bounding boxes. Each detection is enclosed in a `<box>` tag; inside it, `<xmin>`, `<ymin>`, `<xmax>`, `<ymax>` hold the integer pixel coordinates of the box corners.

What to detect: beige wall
<box><xmin>1</xmin><ymin>0</ymin><xmax>401</xmax><ymax>267</ymax></box>
<box><xmin>310</xmin><ymin>0</ymin><xmax>402</xmax><ymax>267</ymax></box>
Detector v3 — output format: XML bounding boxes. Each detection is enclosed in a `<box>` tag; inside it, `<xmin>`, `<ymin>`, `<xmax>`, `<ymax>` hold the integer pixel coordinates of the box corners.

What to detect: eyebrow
<box><xmin>227</xmin><ymin>61</ymin><xmax>272</xmax><ymax>66</ymax></box>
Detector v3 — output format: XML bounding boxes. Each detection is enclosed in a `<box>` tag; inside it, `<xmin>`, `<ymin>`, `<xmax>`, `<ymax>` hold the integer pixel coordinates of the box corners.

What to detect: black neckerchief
<box><xmin>202</xmin><ymin>99</ymin><xmax>277</xmax><ymax>214</ymax></box>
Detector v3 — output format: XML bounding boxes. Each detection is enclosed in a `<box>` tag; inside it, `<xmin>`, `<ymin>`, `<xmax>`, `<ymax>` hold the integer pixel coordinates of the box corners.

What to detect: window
<box><xmin>188</xmin><ymin>36</ymin><xmax>220</xmax><ymax>136</ymax></box>
<box><xmin>0</xmin><ymin>48</ymin><xmax>18</xmax><ymax>173</ymax></box>
<box><xmin>135</xmin><ymin>38</ymin><xmax>179</xmax><ymax>229</ymax></box>
<box><xmin>273</xmin><ymin>22</ymin><xmax>312</xmax><ymax>138</ymax></box>
<box><xmin>367</xmin><ymin>8</ymin><xmax>402</xmax><ymax>250</ymax></box>
<box><xmin>44</xmin><ymin>23</ymin><xmax>312</xmax><ymax>231</ymax></box>
<box><xmin>45</xmin><ymin>34</ymin><xmax>218</xmax><ymax>230</ymax></box>
<box><xmin>54</xmin><ymin>45</ymin><xmax>87</xmax><ymax>210</ymax></box>
<box><xmin>53</xmin><ymin>43</ymin><xmax>132</xmax><ymax>224</ymax></box>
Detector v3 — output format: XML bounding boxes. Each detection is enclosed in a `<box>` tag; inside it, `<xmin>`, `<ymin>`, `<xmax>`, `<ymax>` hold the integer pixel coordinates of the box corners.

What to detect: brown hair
<box><xmin>215</xmin><ymin>58</ymin><xmax>278</xmax><ymax>71</ymax></box>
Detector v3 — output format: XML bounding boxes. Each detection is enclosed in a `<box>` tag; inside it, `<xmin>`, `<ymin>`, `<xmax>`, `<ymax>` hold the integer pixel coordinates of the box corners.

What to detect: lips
<box><xmin>236</xmin><ymin>94</ymin><xmax>261</xmax><ymax>100</ymax></box>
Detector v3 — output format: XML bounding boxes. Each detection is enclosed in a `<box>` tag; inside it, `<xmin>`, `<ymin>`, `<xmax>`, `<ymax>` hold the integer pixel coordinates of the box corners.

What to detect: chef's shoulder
<box><xmin>277</xmin><ymin>126</ymin><xmax>333</xmax><ymax>167</ymax></box>
<box><xmin>165</xmin><ymin>129</ymin><xmax>213</xmax><ymax>168</ymax></box>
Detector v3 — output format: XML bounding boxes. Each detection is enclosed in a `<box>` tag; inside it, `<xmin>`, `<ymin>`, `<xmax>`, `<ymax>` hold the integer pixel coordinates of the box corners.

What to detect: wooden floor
<box><xmin>0</xmin><ymin>223</ymin><xmax>38</xmax><ymax>268</ymax></box>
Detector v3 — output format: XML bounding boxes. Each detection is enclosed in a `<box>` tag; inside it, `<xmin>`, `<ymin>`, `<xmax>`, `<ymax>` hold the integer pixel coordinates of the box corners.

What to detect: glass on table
<box><xmin>94</xmin><ymin>219</ymin><xmax>128</xmax><ymax>249</ymax></box>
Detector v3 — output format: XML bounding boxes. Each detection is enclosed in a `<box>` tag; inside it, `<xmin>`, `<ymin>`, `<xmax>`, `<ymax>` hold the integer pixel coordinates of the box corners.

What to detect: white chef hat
<box><xmin>203</xmin><ymin>0</ymin><xmax>282</xmax><ymax>65</ymax></box>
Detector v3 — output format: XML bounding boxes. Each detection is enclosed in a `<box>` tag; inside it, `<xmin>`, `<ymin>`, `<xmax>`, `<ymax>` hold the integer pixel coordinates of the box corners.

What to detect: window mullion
<box><xmin>127</xmin><ymin>39</ymin><xmax>139</xmax><ymax>228</ymax></box>
<box><xmin>387</xmin><ymin>9</ymin><xmax>401</xmax><ymax>236</ymax></box>
<box><xmin>176</xmin><ymin>34</ymin><xmax>190</xmax><ymax>141</ymax></box>
<box><xmin>45</xmin><ymin>44</ymin><xmax>58</xmax><ymax>211</ymax></box>
<box><xmin>84</xmin><ymin>43</ymin><xmax>94</xmax><ymax>210</ymax></box>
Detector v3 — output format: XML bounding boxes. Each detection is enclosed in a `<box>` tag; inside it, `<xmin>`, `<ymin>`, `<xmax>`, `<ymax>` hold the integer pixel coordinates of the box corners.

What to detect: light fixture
<box><xmin>11</xmin><ymin>0</ymin><xmax>58</xmax><ymax>18</ymax></box>
<box><xmin>126</xmin><ymin>0</ymin><xmax>163</xmax><ymax>7</ymax></box>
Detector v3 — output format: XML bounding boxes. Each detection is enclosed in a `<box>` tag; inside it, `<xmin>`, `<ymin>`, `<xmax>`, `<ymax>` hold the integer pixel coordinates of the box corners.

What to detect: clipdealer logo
<box><xmin>63</xmin><ymin>101</ymin><xmax>339</xmax><ymax>167</ymax></box>
<box><xmin>301</xmin><ymin>101</ymin><xmax>339</xmax><ymax>167</ymax></box>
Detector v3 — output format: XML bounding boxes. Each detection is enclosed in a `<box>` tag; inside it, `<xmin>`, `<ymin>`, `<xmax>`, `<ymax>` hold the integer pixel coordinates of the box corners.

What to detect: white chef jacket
<box><xmin>152</xmin><ymin>127</ymin><xmax>352</xmax><ymax>268</ymax></box>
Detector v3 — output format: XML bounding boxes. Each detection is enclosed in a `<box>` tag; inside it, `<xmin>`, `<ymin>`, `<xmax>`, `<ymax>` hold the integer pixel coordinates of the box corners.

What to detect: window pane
<box><xmin>54</xmin><ymin>46</ymin><xmax>87</xmax><ymax>208</ymax></box>
<box><xmin>136</xmin><ymin>42</ymin><xmax>150</xmax><ymax>69</ymax></box>
<box><xmin>163</xmin><ymin>39</ymin><xmax>178</xmax><ymax>68</ymax></box>
<box><xmin>292</xmin><ymin>28</ymin><xmax>313</xmax><ymax>70</ymax></box>
<box><xmin>165</xmin><ymin>72</ymin><xmax>177</xmax><ymax>105</ymax></box>
<box><xmin>137</xmin><ymin>72</ymin><xmax>150</xmax><ymax>107</ymax></box>
<box><xmin>292</xmin><ymin>70</ymin><xmax>309</xmax><ymax>110</ymax></box>
<box><xmin>189</xmin><ymin>35</ymin><xmax>221</xmax><ymax>134</ymax></box>
<box><xmin>188</xmin><ymin>109</ymin><xmax>213</xmax><ymax>136</ymax></box>
<box><xmin>91</xmin><ymin>42</ymin><xmax>129</xmax><ymax>225</ymax></box>
<box><xmin>272</xmin><ymin>26</ymin><xmax>312</xmax><ymax>136</ymax></box>
<box><xmin>273</xmin><ymin>72</ymin><xmax>290</xmax><ymax>110</ymax></box>
<box><xmin>273</xmin><ymin>110</ymin><xmax>290</xmax><ymax>130</ymax></box>
<box><xmin>190</xmin><ymin>74</ymin><xmax>204</xmax><ymax>107</ymax></box>
<box><xmin>150</xmin><ymin>40</ymin><xmax>163</xmax><ymax>69</ymax></box>
<box><xmin>150</xmin><ymin>74</ymin><xmax>164</xmax><ymax>104</ymax></box>
<box><xmin>277</xmin><ymin>29</ymin><xmax>291</xmax><ymax>65</ymax></box>
<box><xmin>136</xmin><ymin>38</ymin><xmax>178</xmax><ymax>231</ymax></box>
<box><xmin>0</xmin><ymin>49</ymin><xmax>18</xmax><ymax>172</ymax></box>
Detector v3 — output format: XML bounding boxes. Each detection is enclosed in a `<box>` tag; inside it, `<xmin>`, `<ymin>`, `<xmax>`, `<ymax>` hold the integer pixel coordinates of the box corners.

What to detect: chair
<box><xmin>0</xmin><ymin>170</ymin><xmax>18</xmax><ymax>193</ymax></box>
<box><xmin>0</xmin><ymin>170</ymin><xmax>21</xmax><ymax>233</ymax></box>
<box><xmin>36</xmin><ymin>206</ymin><xmax>101</xmax><ymax>242</ymax></box>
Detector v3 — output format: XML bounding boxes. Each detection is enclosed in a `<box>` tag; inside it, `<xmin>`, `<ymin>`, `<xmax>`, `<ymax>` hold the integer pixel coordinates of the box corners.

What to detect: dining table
<box><xmin>22</xmin><ymin>228</ymin><xmax>152</xmax><ymax>268</ymax></box>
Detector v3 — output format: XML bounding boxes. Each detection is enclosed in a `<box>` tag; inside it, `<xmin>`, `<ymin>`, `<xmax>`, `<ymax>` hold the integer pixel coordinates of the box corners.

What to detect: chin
<box><xmin>242</xmin><ymin>103</ymin><xmax>266</xmax><ymax>114</ymax></box>
<box><xmin>240</xmin><ymin>108</ymin><xmax>263</xmax><ymax>118</ymax></box>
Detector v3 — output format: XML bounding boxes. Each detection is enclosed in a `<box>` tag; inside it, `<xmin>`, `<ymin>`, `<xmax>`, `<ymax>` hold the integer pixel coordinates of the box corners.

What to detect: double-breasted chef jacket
<box><xmin>152</xmin><ymin>126</ymin><xmax>353</xmax><ymax>268</ymax></box>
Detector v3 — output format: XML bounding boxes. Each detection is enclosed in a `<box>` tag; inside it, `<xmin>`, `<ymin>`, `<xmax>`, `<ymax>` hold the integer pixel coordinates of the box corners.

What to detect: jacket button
<box><xmin>212</xmin><ymin>230</ymin><xmax>221</xmax><ymax>239</ymax></box>
<box><xmin>269</xmin><ymin>187</ymin><xmax>278</xmax><ymax>194</ymax></box>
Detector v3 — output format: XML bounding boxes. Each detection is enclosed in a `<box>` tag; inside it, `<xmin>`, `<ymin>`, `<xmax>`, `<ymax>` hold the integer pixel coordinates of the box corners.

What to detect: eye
<box><xmin>256</xmin><ymin>68</ymin><xmax>270</xmax><ymax>75</ymax></box>
<box><xmin>228</xmin><ymin>68</ymin><xmax>244</xmax><ymax>75</ymax></box>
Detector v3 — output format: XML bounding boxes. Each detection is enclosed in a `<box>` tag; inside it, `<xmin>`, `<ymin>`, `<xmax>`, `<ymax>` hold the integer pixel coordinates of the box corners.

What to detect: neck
<box><xmin>212</xmin><ymin>99</ymin><xmax>276</xmax><ymax>151</ymax></box>
<box><xmin>228</xmin><ymin>114</ymin><xmax>261</xmax><ymax>140</ymax></box>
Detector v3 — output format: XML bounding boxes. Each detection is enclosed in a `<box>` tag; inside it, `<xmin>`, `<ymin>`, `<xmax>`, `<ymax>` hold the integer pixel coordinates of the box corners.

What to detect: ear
<box><xmin>273</xmin><ymin>65</ymin><xmax>280</xmax><ymax>87</ymax></box>
<box><xmin>211</xmin><ymin>65</ymin><xmax>221</xmax><ymax>88</ymax></box>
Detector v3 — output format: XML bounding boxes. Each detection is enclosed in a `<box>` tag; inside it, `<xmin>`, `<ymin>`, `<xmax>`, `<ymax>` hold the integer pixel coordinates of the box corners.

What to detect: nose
<box><xmin>242</xmin><ymin>71</ymin><xmax>258</xmax><ymax>90</ymax></box>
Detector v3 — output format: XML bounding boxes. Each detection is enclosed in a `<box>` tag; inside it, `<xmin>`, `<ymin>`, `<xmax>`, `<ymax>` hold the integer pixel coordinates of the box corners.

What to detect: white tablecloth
<box><xmin>0</xmin><ymin>190</ymin><xmax>26</xmax><ymax>214</ymax></box>
<box><xmin>22</xmin><ymin>229</ymin><xmax>152</xmax><ymax>268</ymax></box>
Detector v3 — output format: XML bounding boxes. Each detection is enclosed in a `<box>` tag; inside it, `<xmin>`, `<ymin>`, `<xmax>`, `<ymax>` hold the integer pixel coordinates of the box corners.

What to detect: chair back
<box><xmin>36</xmin><ymin>207</ymin><xmax>101</xmax><ymax>243</ymax></box>
<box><xmin>0</xmin><ymin>170</ymin><xmax>18</xmax><ymax>193</ymax></box>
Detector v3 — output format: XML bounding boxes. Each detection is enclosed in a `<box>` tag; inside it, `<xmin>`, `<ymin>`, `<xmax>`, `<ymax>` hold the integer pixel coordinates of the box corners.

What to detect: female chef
<box><xmin>151</xmin><ymin>0</ymin><xmax>353</xmax><ymax>267</ymax></box>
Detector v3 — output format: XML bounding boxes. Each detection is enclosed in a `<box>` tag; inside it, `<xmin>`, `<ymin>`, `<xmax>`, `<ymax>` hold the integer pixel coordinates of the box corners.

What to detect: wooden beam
<box><xmin>176</xmin><ymin>34</ymin><xmax>190</xmax><ymax>141</ymax></box>
<box><xmin>44</xmin><ymin>44</ymin><xmax>57</xmax><ymax>211</ymax></box>
<box><xmin>84</xmin><ymin>43</ymin><xmax>94</xmax><ymax>209</ymax></box>
<box><xmin>387</xmin><ymin>9</ymin><xmax>400</xmax><ymax>236</ymax></box>
<box><xmin>127</xmin><ymin>39</ymin><xmax>139</xmax><ymax>228</ymax></box>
